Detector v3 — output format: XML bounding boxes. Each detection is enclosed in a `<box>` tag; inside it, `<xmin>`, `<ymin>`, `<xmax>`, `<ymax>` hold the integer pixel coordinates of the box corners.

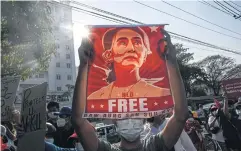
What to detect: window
<box><xmin>39</xmin><ymin>74</ymin><xmax>44</xmax><ymax>78</ymax></box>
<box><xmin>66</xmin><ymin>45</ymin><xmax>69</xmax><ymax>50</ymax></box>
<box><xmin>66</xmin><ymin>54</ymin><xmax>70</xmax><ymax>59</ymax></box>
<box><xmin>67</xmin><ymin>63</ymin><xmax>71</xmax><ymax>68</ymax></box>
<box><xmin>56</xmin><ymin>44</ymin><xmax>60</xmax><ymax>49</ymax></box>
<box><xmin>35</xmin><ymin>74</ymin><xmax>39</xmax><ymax>78</ymax></box>
<box><xmin>56</xmin><ymin>74</ymin><xmax>61</xmax><ymax>80</ymax></box>
<box><xmin>67</xmin><ymin>75</ymin><xmax>72</xmax><ymax>80</ymax></box>
<box><xmin>57</xmin><ymin>87</ymin><xmax>62</xmax><ymax>91</ymax></box>
<box><xmin>29</xmin><ymin>75</ymin><xmax>32</xmax><ymax>79</ymax></box>
<box><xmin>56</xmin><ymin>53</ymin><xmax>60</xmax><ymax>58</ymax></box>
<box><xmin>56</xmin><ymin>62</ymin><xmax>60</xmax><ymax>67</ymax></box>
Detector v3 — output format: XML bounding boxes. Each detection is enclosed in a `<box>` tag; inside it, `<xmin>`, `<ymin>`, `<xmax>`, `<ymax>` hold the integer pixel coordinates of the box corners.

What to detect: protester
<box><xmin>46</xmin><ymin>122</ymin><xmax>57</xmax><ymax>144</ymax></box>
<box><xmin>47</xmin><ymin>102</ymin><xmax>60</xmax><ymax>127</ymax></box>
<box><xmin>184</xmin><ymin>111</ymin><xmax>202</xmax><ymax>150</ymax></box>
<box><xmin>71</xmin><ymin>29</ymin><xmax>189</xmax><ymax>151</ymax></box>
<box><xmin>146</xmin><ymin>115</ymin><xmax>196</xmax><ymax>151</ymax></box>
<box><xmin>208</xmin><ymin>105</ymin><xmax>227</xmax><ymax>150</ymax></box>
<box><xmin>53</xmin><ymin>106</ymin><xmax>75</xmax><ymax>148</ymax></box>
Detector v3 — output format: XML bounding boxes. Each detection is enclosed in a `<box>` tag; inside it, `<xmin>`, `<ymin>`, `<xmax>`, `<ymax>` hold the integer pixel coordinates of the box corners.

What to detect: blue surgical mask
<box><xmin>116</xmin><ymin>119</ymin><xmax>144</xmax><ymax>142</ymax></box>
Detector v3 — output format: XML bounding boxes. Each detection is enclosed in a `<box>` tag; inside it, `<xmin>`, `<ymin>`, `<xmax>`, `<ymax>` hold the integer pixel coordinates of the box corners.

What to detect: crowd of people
<box><xmin>1</xmin><ymin>30</ymin><xmax>241</xmax><ymax>151</ymax></box>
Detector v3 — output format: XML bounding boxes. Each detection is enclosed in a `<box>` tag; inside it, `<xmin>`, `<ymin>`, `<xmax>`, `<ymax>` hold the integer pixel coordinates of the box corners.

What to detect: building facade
<box><xmin>16</xmin><ymin>1</ymin><xmax>76</xmax><ymax>109</ymax></box>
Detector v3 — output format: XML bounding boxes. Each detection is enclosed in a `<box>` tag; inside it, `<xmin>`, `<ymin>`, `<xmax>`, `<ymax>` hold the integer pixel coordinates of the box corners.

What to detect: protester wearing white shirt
<box><xmin>144</xmin><ymin>116</ymin><xmax>196</xmax><ymax>151</ymax></box>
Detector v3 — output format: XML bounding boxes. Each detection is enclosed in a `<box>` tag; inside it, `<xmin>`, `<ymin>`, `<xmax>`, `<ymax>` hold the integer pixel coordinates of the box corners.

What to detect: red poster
<box><xmin>222</xmin><ymin>78</ymin><xmax>241</xmax><ymax>99</ymax></box>
<box><xmin>84</xmin><ymin>25</ymin><xmax>173</xmax><ymax>119</ymax></box>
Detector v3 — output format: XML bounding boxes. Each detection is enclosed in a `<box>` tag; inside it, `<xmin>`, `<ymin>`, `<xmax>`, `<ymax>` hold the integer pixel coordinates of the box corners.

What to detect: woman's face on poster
<box><xmin>111</xmin><ymin>29</ymin><xmax>146</xmax><ymax>69</ymax></box>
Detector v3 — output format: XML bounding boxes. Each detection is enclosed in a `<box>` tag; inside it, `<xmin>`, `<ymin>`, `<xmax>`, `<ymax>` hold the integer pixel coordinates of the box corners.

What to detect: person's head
<box><xmin>45</xmin><ymin>122</ymin><xmax>56</xmax><ymax>143</ymax></box>
<box><xmin>47</xmin><ymin>102</ymin><xmax>60</xmax><ymax>120</ymax></box>
<box><xmin>210</xmin><ymin>105</ymin><xmax>218</xmax><ymax>116</ymax></box>
<box><xmin>102</xmin><ymin>27</ymin><xmax>151</xmax><ymax>82</ymax></box>
<box><xmin>199</xmin><ymin>104</ymin><xmax>203</xmax><ymax>109</ymax></box>
<box><xmin>113</xmin><ymin>118</ymin><xmax>144</xmax><ymax>143</ymax></box>
<box><xmin>56</xmin><ymin>106</ymin><xmax>72</xmax><ymax>129</ymax></box>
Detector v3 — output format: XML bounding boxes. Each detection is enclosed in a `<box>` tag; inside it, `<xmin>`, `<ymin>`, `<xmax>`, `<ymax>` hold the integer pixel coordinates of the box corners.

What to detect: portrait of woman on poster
<box><xmin>87</xmin><ymin>27</ymin><xmax>171</xmax><ymax>99</ymax></box>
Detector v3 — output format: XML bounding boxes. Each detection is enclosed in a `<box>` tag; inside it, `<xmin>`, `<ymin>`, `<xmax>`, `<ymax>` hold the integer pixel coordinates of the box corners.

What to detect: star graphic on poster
<box><xmin>150</xmin><ymin>26</ymin><xmax>158</xmax><ymax>32</ymax></box>
<box><xmin>154</xmin><ymin>102</ymin><xmax>158</xmax><ymax>106</ymax></box>
<box><xmin>164</xmin><ymin>101</ymin><xmax>168</xmax><ymax>104</ymax></box>
<box><xmin>91</xmin><ymin>104</ymin><xmax>95</xmax><ymax>108</ymax></box>
<box><xmin>100</xmin><ymin>104</ymin><xmax>104</xmax><ymax>108</ymax></box>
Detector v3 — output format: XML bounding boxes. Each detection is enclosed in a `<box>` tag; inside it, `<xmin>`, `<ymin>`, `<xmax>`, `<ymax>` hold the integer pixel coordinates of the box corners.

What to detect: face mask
<box><xmin>45</xmin><ymin>138</ymin><xmax>54</xmax><ymax>144</ymax></box>
<box><xmin>48</xmin><ymin>112</ymin><xmax>58</xmax><ymax>119</ymax></box>
<box><xmin>212</xmin><ymin>111</ymin><xmax>217</xmax><ymax>116</ymax></box>
<box><xmin>75</xmin><ymin>142</ymin><xmax>84</xmax><ymax>151</ymax></box>
<box><xmin>57</xmin><ymin>118</ymin><xmax>66</xmax><ymax>127</ymax></box>
<box><xmin>116</xmin><ymin>119</ymin><xmax>144</xmax><ymax>142</ymax></box>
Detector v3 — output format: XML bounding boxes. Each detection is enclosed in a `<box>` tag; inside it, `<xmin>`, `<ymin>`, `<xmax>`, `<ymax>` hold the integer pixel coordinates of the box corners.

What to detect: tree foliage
<box><xmin>195</xmin><ymin>55</ymin><xmax>238</xmax><ymax>96</ymax></box>
<box><xmin>1</xmin><ymin>1</ymin><xmax>55</xmax><ymax>79</ymax></box>
<box><xmin>175</xmin><ymin>44</ymin><xmax>205</xmax><ymax>96</ymax></box>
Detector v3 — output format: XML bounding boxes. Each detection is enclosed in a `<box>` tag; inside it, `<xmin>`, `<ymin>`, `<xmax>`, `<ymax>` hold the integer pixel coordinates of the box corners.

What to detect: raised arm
<box><xmin>160</xmin><ymin>30</ymin><xmax>189</xmax><ymax>149</ymax></box>
<box><xmin>71</xmin><ymin>39</ymin><xmax>99</xmax><ymax>151</ymax></box>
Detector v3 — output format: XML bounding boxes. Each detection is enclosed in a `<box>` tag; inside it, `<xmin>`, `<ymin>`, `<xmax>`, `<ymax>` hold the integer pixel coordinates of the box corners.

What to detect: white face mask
<box><xmin>75</xmin><ymin>142</ymin><xmax>84</xmax><ymax>151</ymax></box>
<box><xmin>48</xmin><ymin>112</ymin><xmax>58</xmax><ymax>119</ymax></box>
<box><xmin>116</xmin><ymin>119</ymin><xmax>144</xmax><ymax>142</ymax></box>
<box><xmin>45</xmin><ymin>138</ymin><xmax>54</xmax><ymax>144</ymax></box>
<box><xmin>57</xmin><ymin>118</ymin><xmax>66</xmax><ymax>127</ymax></box>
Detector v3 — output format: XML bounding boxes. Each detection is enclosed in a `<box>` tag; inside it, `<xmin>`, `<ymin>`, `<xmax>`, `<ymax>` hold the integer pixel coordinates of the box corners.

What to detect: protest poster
<box><xmin>18</xmin><ymin>82</ymin><xmax>47</xmax><ymax>151</ymax></box>
<box><xmin>20</xmin><ymin>82</ymin><xmax>47</xmax><ymax>132</ymax></box>
<box><xmin>83</xmin><ymin>25</ymin><xmax>174</xmax><ymax>119</ymax></box>
<box><xmin>222</xmin><ymin>78</ymin><xmax>241</xmax><ymax>99</ymax></box>
<box><xmin>1</xmin><ymin>76</ymin><xmax>20</xmax><ymax>121</ymax></box>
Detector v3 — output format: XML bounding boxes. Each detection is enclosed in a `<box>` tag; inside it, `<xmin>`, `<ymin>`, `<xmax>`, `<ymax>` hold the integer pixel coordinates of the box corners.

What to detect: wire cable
<box><xmin>223</xmin><ymin>1</ymin><xmax>241</xmax><ymax>13</ymax></box>
<box><xmin>214</xmin><ymin>0</ymin><xmax>239</xmax><ymax>16</ymax></box>
<box><xmin>230</xmin><ymin>1</ymin><xmax>241</xmax><ymax>8</ymax></box>
<box><xmin>133</xmin><ymin>0</ymin><xmax>241</xmax><ymax>41</ymax></box>
<box><xmin>198</xmin><ymin>0</ymin><xmax>234</xmax><ymax>16</ymax></box>
<box><xmin>161</xmin><ymin>0</ymin><xmax>241</xmax><ymax>36</ymax></box>
<box><xmin>50</xmin><ymin>1</ymin><xmax>241</xmax><ymax>55</ymax></box>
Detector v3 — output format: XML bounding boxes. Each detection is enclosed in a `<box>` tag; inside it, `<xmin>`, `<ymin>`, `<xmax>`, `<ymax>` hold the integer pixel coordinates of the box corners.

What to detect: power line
<box><xmin>198</xmin><ymin>0</ymin><xmax>234</xmax><ymax>16</ymax></box>
<box><xmin>50</xmin><ymin>1</ymin><xmax>241</xmax><ymax>55</ymax></box>
<box><xmin>133</xmin><ymin>0</ymin><xmax>241</xmax><ymax>41</ymax></box>
<box><xmin>214</xmin><ymin>0</ymin><xmax>239</xmax><ymax>16</ymax></box>
<box><xmin>230</xmin><ymin>1</ymin><xmax>241</xmax><ymax>8</ymax></box>
<box><xmin>160</xmin><ymin>0</ymin><xmax>241</xmax><ymax>36</ymax></box>
<box><xmin>223</xmin><ymin>1</ymin><xmax>241</xmax><ymax>13</ymax></box>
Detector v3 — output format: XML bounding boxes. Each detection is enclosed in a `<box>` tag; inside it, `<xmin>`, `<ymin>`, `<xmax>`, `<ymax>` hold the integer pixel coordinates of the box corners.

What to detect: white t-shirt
<box><xmin>143</xmin><ymin>118</ymin><xmax>196</xmax><ymax>151</ymax></box>
<box><xmin>208</xmin><ymin>116</ymin><xmax>225</xmax><ymax>142</ymax></box>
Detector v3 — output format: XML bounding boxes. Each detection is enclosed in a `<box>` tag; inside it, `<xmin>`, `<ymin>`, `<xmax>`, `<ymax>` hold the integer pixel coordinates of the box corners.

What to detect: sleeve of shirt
<box><xmin>144</xmin><ymin>133</ymin><xmax>169</xmax><ymax>151</ymax></box>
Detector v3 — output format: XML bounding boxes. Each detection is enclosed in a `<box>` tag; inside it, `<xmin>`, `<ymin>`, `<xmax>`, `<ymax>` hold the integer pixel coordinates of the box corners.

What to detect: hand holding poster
<box><xmin>83</xmin><ymin>25</ymin><xmax>173</xmax><ymax>119</ymax></box>
<box><xmin>18</xmin><ymin>82</ymin><xmax>47</xmax><ymax>151</ymax></box>
<box><xmin>1</xmin><ymin>76</ymin><xmax>20</xmax><ymax>121</ymax></box>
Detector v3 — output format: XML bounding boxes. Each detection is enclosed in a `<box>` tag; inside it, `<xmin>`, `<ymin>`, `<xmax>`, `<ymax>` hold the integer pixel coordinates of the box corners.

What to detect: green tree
<box><xmin>1</xmin><ymin>1</ymin><xmax>55</xmax><ymax>79</ymax></box>
<box><xmin>195</xmin><ymin>55</ymin><xmax>238</xmax><ymax>96</ymax></box>
<box><xmin>175</xmin><ymin>44</ymin><xmax>205</xmax><ymax>96</ymax></box>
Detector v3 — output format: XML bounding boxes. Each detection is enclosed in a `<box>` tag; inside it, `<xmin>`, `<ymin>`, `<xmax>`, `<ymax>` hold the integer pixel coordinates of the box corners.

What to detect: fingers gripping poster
<box><xmin>83</xmin><ymin>25</ymin><xmax>174</xmax><ymax>119</ymax></box>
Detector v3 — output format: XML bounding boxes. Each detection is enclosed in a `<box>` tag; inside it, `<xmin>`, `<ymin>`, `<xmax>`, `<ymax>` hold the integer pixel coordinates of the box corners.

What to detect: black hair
<box><xmin>146</xmin><ymin>117</ymin><xmax>154</xmax><ymax>123</ymax></box>
<box><xmin>47</xmin><ymin>101</ymin><xmax>60</xmax><ymax>110</ymax></box>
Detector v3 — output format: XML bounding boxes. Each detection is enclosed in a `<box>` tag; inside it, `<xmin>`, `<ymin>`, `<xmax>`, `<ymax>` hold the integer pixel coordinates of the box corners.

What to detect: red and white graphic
<box><xmin>84</xmin><ymin>25</ymin><xmax>173</xmax><ymax>119</ymax></box>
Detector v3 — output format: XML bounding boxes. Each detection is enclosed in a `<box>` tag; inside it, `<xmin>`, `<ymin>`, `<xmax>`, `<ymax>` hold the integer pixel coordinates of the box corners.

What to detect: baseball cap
<box><xmin>54</xmin><ymin>106</ymin><xmax>71</xmax><ymax>118</ymax></box>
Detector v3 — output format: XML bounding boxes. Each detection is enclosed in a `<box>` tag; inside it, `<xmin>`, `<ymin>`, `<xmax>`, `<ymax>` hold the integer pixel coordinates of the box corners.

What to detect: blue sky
<box><xmin>72</xmin><ymin>1</ymin><xmax>241</xmax><ymax>66</ymax></box>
